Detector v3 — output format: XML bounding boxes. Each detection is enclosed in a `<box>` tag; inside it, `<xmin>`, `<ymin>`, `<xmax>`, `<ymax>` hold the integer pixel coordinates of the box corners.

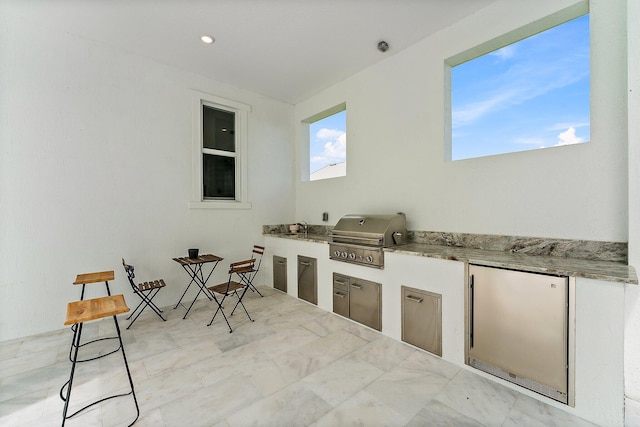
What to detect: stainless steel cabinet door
<box><xmin>297</xmin><ymin>256</ymin><xmax>317</xmax><ymax>305</ymax></box>
<box><xmin>349</xmin><ymin>278</ymin><xmax>381</xmax><ymax>331</ymax></box>
<box><xmin>273</xmin><ymin>255</ymin><xmax>287</xmax><ymax>293</ymax></box>
<box><xmin>402</xmin><ymin>286</ymin><xmax>442</xmax><ymax>356</ymax></box>
<box><xmin>469</xmin><ymin>265</ymin><xmax>568</xmax><ymax>396</ymax></box>
<box><xmin>333</xmin><ymin>274</ymin><xmax>349</xmax><ymax>318</ymax></box>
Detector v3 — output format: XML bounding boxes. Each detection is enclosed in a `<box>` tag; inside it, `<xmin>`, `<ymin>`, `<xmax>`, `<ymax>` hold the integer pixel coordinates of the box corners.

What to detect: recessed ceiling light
<box><xmin>200</xmin><ymin>35</ymin><xmax>215</xmax><ymax>44</ymax></box>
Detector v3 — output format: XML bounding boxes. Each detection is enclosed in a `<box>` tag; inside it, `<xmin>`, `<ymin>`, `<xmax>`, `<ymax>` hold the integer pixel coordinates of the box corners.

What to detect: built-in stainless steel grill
<box><xmin>330</xmin><ymin>213</ymin><xmax>407</xmax><ymax>268</ymax></box>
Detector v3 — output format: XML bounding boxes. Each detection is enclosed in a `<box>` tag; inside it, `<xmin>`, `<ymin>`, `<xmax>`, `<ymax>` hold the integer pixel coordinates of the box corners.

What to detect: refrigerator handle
<box><xmin>470</xmin><ymin>274</ymin><xmax>474</xmax><ymax>348</ymax></box>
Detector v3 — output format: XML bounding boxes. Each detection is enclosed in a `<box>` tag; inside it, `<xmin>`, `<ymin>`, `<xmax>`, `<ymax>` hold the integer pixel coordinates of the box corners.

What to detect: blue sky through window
<box><xmin>309</xmin><ymin>110</ymin><xmax>346</xmax><ymax>175</ymax></box>
<box><xmin>452</xmin><ymin>14</ymin><xmax>590</xmax><ymax>161</ymax></box>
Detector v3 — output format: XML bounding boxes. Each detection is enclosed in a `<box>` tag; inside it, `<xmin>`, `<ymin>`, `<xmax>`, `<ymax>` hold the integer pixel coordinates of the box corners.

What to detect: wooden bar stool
<box><xmin>68</xmin><ymin>270</ymin><xmax>119</xmax><ymax>362</ymax></box>
<box><xmin>60</xmin><ymin>294</ymin><xmax>140</xmax><ymax>426</ymax></box>
<box><xmin>74</xmin><ymin>270</ymin><xmax>115</xmax><ymax>298</ymax></box>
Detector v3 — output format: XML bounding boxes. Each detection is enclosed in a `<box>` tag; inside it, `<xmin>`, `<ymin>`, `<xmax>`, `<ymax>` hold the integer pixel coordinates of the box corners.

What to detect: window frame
<box><xmin>444</xmin><ymin>2</ymin><xmax>590</xmax><ymax>162</ymax></box>
<box><xmin>189</xmin><ymin>91</ymin><xmax>251</xmax><ymax>209</ymax></box>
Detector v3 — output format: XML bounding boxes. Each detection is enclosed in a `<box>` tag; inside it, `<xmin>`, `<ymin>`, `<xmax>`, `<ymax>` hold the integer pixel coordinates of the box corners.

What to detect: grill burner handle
<box><xmin>392</xmin><ymin>232</ymin><xmax>402</xmax><ymax>245</ymax></box>
<box><xmin>329</xmin><ymin>234</ymin><xmax>382</xmax><ymax>244</ymax></box>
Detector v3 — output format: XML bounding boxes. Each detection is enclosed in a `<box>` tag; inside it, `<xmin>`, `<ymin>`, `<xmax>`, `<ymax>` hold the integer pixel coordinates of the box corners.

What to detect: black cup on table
<box><xmin>188</xmin><ymin>248</ymin><xmax>199</xmax><ymax>259</ymax></box>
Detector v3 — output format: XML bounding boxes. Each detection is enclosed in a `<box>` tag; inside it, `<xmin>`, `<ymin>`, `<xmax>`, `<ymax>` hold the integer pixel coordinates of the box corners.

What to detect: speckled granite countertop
<box><xmin>265</xmin><ymin>233</ymin><xmax>637</xmax><ymax>284</ymax></box>
<box><xmin>267</xmin><ymin>233</ymin><xmax>331</xmax><ymax>244</ymax></box>
<box><xmin>386</xmin><ymin>243</ymin><xmax>637</xmax><ymax>284</ymax></box>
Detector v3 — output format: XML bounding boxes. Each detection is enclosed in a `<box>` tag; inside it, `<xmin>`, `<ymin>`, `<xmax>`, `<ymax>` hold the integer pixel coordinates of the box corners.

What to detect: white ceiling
<box><xmin>8</xmin><ymin>0</ymin><xmax>498</xmax><ymax>104</ymax></box>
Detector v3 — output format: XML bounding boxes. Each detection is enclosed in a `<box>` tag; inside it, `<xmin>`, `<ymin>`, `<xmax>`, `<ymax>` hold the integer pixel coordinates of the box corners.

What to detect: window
<box><xmin>203</xmin><ymin>106</ymin><xmax>236</xmax><ymax>199</ymax></box>
<box><xmin>303</xmin><ymin>103</ymin><xmax>346</xmax><ymax>181</ymax></box>
<box><xmin>447</xmin><ymin>8</ymin><xmax>590</xmax><ymax>161</ymax></box>
<box><xmin>190</xmin><ymin>92</ymin><xmax>251</xmax><ymax>209</ymax></box>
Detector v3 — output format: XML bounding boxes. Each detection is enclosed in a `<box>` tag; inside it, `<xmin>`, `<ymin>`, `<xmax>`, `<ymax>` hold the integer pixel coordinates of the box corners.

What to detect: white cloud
<box><xmin>453</xmin><ymin>90</ymin><xmax>519</xmax><ymax>126</ymax></box>
<box><xmin>316</xmin><ymin>128</ymin><xmax>343</xmax><ymax>139</ymax></box>
<box><xmin>453</xmin><ymin>55</ymin><xmax>589</xmax><ymax>129</ymax></box>
<box><xmin>322</xmin><ymin>132</ymin><xmax>346</xmax><ymax>159</ymax></box>
<box><xmin>490</xmin><ymin>45</ymin><xmax>517</xmax><ymax>61</ymax></box>
<box><xmin>556</xmin><ymin>126</ymin><xmax>583</xmax><ymax>146</ymax></box>
<box><xmin>548</xmin><ymin>121</ymin><xmax>589</xmax><ymax>131</ymax></box>
<box><xmin>311</xmin><ymin>128</ymin><xmax>346</xmax><ymax>171</ymax></box>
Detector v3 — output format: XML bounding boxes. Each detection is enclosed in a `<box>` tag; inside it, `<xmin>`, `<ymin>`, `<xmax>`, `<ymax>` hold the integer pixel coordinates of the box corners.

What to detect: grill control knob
<box><xmin>365</xmin><ymin>255</ymin><xmax>373</xmax><ymax>263</ymax></box>
<box><xmin>333</xmin><ymin>250</ymin><xmax>341</xmax><ymax>257</ymax></box>
<box><xmin>348</xmin><ymin>253</ymin><xmax>356</xmax><ymax>259</ymax></box>
<box><xmin>341</xmin><ymin>252</ymin><xmax>348</xmax><ymax>258</ymax></box>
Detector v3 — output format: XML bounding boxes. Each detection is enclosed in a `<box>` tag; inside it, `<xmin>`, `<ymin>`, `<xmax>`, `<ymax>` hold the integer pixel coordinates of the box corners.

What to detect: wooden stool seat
<box><xmin>65</xmin><ymin>294</ymin><xmax>130</xmax><ymax>325</ymax></box>
<box><xmin>73</xmin><ymin>270</ymin><xmax>115</xmax><ymax>286</ymax></box>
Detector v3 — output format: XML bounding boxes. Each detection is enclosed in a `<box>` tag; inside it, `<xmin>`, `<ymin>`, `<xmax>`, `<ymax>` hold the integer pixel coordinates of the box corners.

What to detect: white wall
<box><xmin>293</xmin><ymin>0</ymin><xmax>628</xmax><ymax>243</ymax></box>
<box><xmin>624</xmin><ymin>0</ymin><xmax>640</xmax><ymax>403</ymax></box>
<box><xmin>0</xmin><ymin>8</ymin><xmax>295</xmax><ymax>341</ymax></box>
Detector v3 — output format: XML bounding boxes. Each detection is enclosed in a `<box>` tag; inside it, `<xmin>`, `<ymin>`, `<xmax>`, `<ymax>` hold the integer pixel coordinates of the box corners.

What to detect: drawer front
<box><xmin>333</xmin><ymin>274</ymin><xmax>349</xmax><ymax>292</ymax></box>
<box><xmin>333</xmin><ymin>286</ymin><xmax>349</xmax><ymax>317</ymax></box>
<box><xmin>332</xmin><ymin>273</ymin><xmax>350</xmax><ymax>317</ymax></box>
<box><xmin>401</xmin><ymin>286</ymin><xmax>442</xmax><ymax>356</ymax></box>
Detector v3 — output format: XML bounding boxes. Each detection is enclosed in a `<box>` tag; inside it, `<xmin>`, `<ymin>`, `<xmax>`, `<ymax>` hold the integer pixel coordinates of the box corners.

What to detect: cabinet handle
<box><xmin>300</xmin><ymin>262</ymin><xmax>311</xmax><ymax>266</ymax></box>
<box><xmin>405</xmin><ymin>295</ymin><xmax>424</xmax><ymax>303</ymax></box>
<box><xmin>277</xmin><ymin>261</ymin><xmax>286</xmax><ymax>265</ymax></box>
<box><xmin>335</xmin><ymin>279</ymin><xmax>346</xmax><ymax>284</ymax></box>
<box><xmin>351</xmin><ymin>283</ymin><xmax>363</xmax><ymax>290</ymax></box>
<box><xmin>470</xmin><ymin>274</ymin><xmax>475</xmax><ymax>348</ymax></box>
<box><xmin>334</xmin><ymin>291</ymin><xmax>346</xmax><ymax>298</ymax></box>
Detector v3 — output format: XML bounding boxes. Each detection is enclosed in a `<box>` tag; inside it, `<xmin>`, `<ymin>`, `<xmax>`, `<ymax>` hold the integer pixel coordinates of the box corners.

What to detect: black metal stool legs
<box><xmin>61</xmin><ymin>322</ymin><xmax>82</xmax><ymax>426</ymax></box>
<box><xmin>61</xmin><ymin>313</ymin><xmax>139</xmax><ymax>426</ymax></box>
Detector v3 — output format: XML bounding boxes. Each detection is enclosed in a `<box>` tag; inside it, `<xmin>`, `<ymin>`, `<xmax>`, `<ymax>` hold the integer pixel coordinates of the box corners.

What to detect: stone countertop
<box><xmin>387</xmin><ymin>243</ymin><xmax>637</xmax><ymax>284</ymax></box>
<box><xmin>266</xmin><ymin>233</ymin><xmax>331</xmax><ymax>244</ymax></box>
<box><xmin>265</xmin><ymin>233</ymin><xmax>638</xmax><ymax>284</ymax></box>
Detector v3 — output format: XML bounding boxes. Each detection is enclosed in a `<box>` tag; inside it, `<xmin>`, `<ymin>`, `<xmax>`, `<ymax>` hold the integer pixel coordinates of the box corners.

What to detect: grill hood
<box><xmin>331</xmin><ymin>213</ymin><xmax>407</xmax><ymax>247</ymax></box>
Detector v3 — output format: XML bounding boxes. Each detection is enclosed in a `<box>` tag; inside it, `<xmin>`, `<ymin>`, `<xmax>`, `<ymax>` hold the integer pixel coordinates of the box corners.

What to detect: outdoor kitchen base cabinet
<box><xmin>332</xmin><ymin>273</ymin><xmax>381</xmax><ymax>331</ymax></box>
<box><xmin>273</xmin><ymin>255</ymin><xmax>287</xmax><ymax>293</ymax></box>
<box><xmin>401</xmin><ymin>286</ymin><xmax>442</xmax><ymax>357</ymax></box>
<box><xmin>297</xmin><ymin>256</ymin><xmax>317</xmax><ymax>305</ymax></box>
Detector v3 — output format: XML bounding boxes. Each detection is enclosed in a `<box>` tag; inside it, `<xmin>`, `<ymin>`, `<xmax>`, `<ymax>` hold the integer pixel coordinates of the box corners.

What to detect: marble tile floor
<box><xmin>0</xmin><ymin>286</ymin><xmax>612</xmax><ymax>426</ymax></box>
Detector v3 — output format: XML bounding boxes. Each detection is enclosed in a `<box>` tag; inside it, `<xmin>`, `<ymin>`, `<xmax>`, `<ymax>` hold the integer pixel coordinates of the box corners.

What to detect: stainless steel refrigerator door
<box><xmin>469</xmin><ymin>265</ymin><xmax>568</xmax><ymax>395</ymax></box>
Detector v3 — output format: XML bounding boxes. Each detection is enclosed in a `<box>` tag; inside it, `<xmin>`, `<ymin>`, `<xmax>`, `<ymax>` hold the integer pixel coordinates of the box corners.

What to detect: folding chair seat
<box><xmin>122</xmin><ymin>259</ymin><xmax>167</xmax><ymax>329</ymax></box>
<box><xmin>206</xmin><ymin>259</ymin><xmax>255</xmax><ymax>333</ymax></box>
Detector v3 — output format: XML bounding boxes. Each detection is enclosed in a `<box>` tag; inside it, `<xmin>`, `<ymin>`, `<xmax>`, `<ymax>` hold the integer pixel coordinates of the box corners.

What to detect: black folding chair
<box><xmin>206</xmin><ymin>259</ymin><xmax>255</xmax><ymax>333</ymax></box>
<box><xmin>235</xmin><ymin>245</ymin><xmax>265</xmax><ymax>297</ymax></box>
<box><xmin>122</xmin><ymin>259</ymin><xmax>167</xmax><ymax>329</ymax></box>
